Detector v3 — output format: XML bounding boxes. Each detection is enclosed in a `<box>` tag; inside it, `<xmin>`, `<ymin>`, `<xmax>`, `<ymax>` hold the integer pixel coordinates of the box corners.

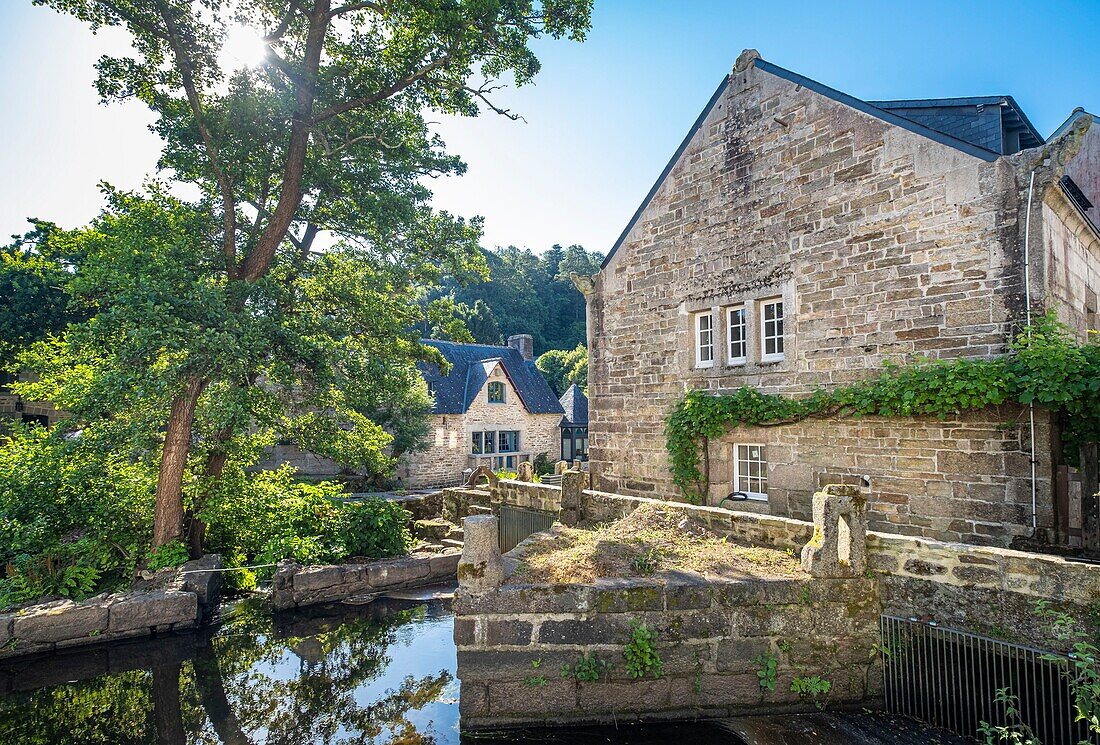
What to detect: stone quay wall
<box><xmin>271</xmin><ymin>554</ymin><xmax>460</xmax><ymax>610</ymax></box>
<box><xmin>0</xmin><ymin>555</ymin><xmax>222</xmax><ymax>660</ymax></box>
<box><xmin>869</xmin><ymin>532</ymin><xmax>1100</xmax><ymax>650</ymax></box>
<box><xmin>455</xmin><ymin>576</ymin><xmax>881</xmax><ymax>728</ymax></box>
<box><xmin>494</xmin><ymin>479</ymin><xmax>563</xmax><ymax>513</ymax></box>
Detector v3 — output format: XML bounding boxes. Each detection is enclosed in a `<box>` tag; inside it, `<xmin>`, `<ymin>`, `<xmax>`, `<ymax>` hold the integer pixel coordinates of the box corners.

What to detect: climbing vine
<box><xmin>666</xmin><ymin>314</ymin><xmax>1100</xmax><ymax>500</ymax></box>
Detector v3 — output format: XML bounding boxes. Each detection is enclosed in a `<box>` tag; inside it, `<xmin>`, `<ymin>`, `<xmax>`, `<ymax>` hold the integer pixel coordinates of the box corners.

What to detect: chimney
<box><xmin>507</xmin><ymin>334</ymin><xmax>534</xmax><ymax>361</ymax></box>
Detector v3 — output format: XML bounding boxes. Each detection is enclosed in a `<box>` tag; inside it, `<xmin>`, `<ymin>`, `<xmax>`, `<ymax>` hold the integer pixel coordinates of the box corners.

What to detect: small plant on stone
<box><xmin>524</xmin><ymin>659</ymin><xmax>548</xmax><ymax>687</ymax></box>
<box><xmin>562</xmin><ymin>652</ymin><xmax>610</xmax><ymax>682</ymax></box>
<box><xmin>630</xmin><ymin>548</ymin><xmax>660</xmax><ymax>576</ymax></box>
<box><xmin>790</xmin><ymin>675</ymin><xmax>832</xmax><ymax>710</ymax></box>
<box><xmin>755</xmin><ymin>650</ymin><xmax>778</xmax><ymax>692</ymax></box>
<box><xmin>692</xmin><ymin>650</ymin><xmax>703</xmax><ymax>695</ymax></box>
<box><xmin>623</xmin><ymin>621</ymin><xmax>663</xmax><ymax>679</ymax></box>
<box><xmin>777</xmin><ymin>639</ymin><xmax>791</xmax><ymax>654</ymax></box>
<box><xmin>798</xmin><ymin>585</ymin><xmax>813</xmax><ymax>605</ymax></box>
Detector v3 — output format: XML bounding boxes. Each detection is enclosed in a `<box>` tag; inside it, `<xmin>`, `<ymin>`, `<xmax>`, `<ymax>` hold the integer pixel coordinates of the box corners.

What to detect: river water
<box><xmin>0</xmin><ymin>591</ymin><xmax>965</xmax><ymax>744</ymax></box>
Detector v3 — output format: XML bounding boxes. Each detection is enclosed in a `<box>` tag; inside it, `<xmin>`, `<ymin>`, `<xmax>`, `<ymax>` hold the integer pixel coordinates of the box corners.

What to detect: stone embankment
<box><xmin>272</xmin><ymin>553</ymin><xmax>460</xmax><ymax>610</ymax></box>
<box><xmin>0</xmin><ymin>554</ymin><xmax>223</xmax><ymax>660</ymax></box>
<box><xmin>453</xmin><ymin>477</ymin><xmax>1100</xmax><ymax>728</ymax></box>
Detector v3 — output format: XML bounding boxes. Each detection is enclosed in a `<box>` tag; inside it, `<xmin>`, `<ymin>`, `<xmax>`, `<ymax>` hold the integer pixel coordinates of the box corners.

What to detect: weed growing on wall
<box><xmin>666</xmin><ymin>314</ymin><xmax>1100</xmax><ymax>500</ymax></box>
<box><xmin>623</xmin><ymin>621</ymin><xmax>664</xmax><ymax>679</ymax></box>
<box><xmin>755</xmin><ymin>650</ymin><xmax>778</xmax><ymax>691</ymax></box>
<box><xmin>790</xmin><ymin>675</ymin><xmax>832</xmax><ymax>710</ymax></box>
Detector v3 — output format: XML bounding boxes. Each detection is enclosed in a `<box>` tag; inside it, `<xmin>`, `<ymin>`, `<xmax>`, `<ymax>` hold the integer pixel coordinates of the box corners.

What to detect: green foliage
<box><xmin>790</xmin><ymin>675</ymin><xmax>832</xmax><ymax>709</ymax></box>
<box><xmin>623</xmin><ymin>621</ymin><xmax>664</xmax><ymax>679</ymax></box>
<box><xmin>979</xmin><ymin>688</ymin><xmax>1040</xmax><ymax>744</ymax></box>
<box><xmin>533</xmin><ymin>452</ymin><xmax>556</xmax><ymax>476</ymax></box>
<box><xmin>339</xmin><ymin>498</ymin><xmax>413</xmax><ymax>559</ymax></box>
<box><xmin>630</xmin><ymin>548</ymin><xmax>660</xmax><ymax>576</ymax></box>
<box><xmin>28</xmin><ymin>0</ymin><xmax>593</xmax><ymax>547</ymax></box>
<box><xmin>561</xmin><ymin>652</ymin><xmax>610</xmax><ymax>682</ymax></box>
<box><xmin>0</xmin><ymin>221</ymin><xmax>83</xmax><ymax>352</ymax></box>
<box><xmin>432</xmin><ymin>244</ymin><xmax>603</xmax><ymax>355</ymax></box>
<box><xmin>202</xmin><ymin>467</ymin><xmax>408</xmax><ymax>572</ymax></box>
<box><xmin>536</xmin><ymin>343</ymin><xmax>589</xmax><ymax>397</ymax></box>
<box><xmin>666</xmin><ymin>314</ymin><xmax>1100</xmax><ymax>499</ymax></box>
<box><xmin>0</xmin><ymin>549</ymin><xmax>101</xmax><ymax>609</ymax></box>
<box><xmin>145</xmin><ymin>540</ymin><xmax>189</xmax><ymax>571</ymax></box>
<box><xmin>0</xmin><ymin>424</ymin><xmax>154</xmax><ymax>606</ymax></box>
<box><xmin>755</xmin><ymin>650</ymin><xmax>779</xmax><ymax>691</ymax></box>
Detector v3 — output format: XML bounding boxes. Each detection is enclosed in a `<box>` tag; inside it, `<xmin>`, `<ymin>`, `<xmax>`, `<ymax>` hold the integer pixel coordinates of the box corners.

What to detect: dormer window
<box><xmin>487</xmin><ymin>381</ymin><xmax>505</xmax><ymax>403</ymax></box>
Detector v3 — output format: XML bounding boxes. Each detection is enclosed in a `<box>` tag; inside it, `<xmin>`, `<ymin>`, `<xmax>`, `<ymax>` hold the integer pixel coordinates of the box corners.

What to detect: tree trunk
<box><xmin>154</xmin><ymin>376</ymin><xmax>206</xmax><ymax>547</ymax></box>
<box><xmin>152</xmin><ymin>662</ymin><xmax>186</xmax><ymax>745</ymax></box>
<box><xmin>186</xmin><ymin>448</ymin><xmax>229</xmax><ymax>558</ymax></box>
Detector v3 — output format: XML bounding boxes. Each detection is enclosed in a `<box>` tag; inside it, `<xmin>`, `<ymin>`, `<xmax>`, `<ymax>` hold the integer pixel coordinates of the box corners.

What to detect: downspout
<box><xmin>1023</xmin><ymin>170</ymin><xmax>1037</xmax><ymax>531</ymax></box>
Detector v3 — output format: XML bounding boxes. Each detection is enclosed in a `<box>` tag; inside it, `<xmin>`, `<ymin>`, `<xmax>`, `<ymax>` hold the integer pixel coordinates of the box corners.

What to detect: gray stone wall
<box><xmin>271</xmin><ymin>554</ymin><xmax>459</xmax><ymax>610</ymax></box>
<box><xmin>0</xmin><ymin>555</ymin><xmax>222</xmax><ymax>660</ymax></box>
<box><xmin>455</xmin><ymin>576</ymin><xmax>881</xmax><ymax>728</ymax></box>
<box><xmin>584</xmin><ymin>56</ymin><xmax>1092</xmax><ymax>545</ymax></box>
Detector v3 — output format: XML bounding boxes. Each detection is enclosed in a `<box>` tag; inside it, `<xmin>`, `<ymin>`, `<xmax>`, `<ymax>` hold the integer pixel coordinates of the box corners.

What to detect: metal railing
<box><xmin>881</xmin><ymin>615</ymin><xmax>1098</xmax><ymax>744</ymax></box>
<box><xmin>497</xmin><ymin>504</ymin><xmax>556</xmax><ymax>553</ymax></box>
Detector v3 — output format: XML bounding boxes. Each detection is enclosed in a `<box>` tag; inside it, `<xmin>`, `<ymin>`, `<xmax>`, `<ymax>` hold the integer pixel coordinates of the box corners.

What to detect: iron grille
<box><xmin>881</xmin><ymin>615</ymin><xmax>1098</xmax><ymax>744</ymax></box>
<box><xmin>497</xmin><ymin>504</ymin><xmax>556</xmax><ymax>554</ymax></box>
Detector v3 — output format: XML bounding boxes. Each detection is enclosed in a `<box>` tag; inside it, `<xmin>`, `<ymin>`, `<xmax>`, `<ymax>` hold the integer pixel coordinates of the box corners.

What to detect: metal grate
<box><xmin>881</xmin><ymin>615</ymin><xmax>1098</xmax><ymax>744</ymax></box>
<box><xmin>497</xmin><ymin>504</ymin><xmax>556</xmax><ymax>554</ymax></box>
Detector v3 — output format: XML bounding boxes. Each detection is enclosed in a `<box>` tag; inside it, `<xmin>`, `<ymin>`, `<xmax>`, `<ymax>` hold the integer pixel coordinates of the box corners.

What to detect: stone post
<box><xmin>554</xmin><ymin>460</ymin><xmax>569</xmax><ymax>475</ymax></box>
<box><xmin>801</xmin><ymin>484</ymin><xmax>867</xmax><ymax>578</ymax></box>
<box><xmin>458</xmin><ymin>515</ymin><xmax>504</xmax><ymax>593</ymax></box>
<box><xmin>516</xmin><ymin>461</ymin><xmax>535</xmax><ymax>482</ymax></box>
<box><xmin>560</xmin><ymin>470</ymin><xmax>588</xmax><ymax>526</ymax></box>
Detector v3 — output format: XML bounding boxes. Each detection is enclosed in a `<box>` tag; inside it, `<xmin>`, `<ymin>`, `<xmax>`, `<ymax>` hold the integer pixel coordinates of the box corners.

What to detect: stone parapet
<box><xmin>271</xmin><ymin>553</ymin><xmax>460</xmax><ymax>610</ymax></box>
<box><xmin>455</xmin><ymin>574</ymin><xmax>881</xmax><ymax>728</ymax></box>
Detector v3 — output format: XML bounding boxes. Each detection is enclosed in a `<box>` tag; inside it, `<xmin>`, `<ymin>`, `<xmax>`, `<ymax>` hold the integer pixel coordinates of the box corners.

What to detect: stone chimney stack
<box><xmin>507</xmin><ymin>334</ymin><xmax>534</xmax><ymax>361</ymax></box>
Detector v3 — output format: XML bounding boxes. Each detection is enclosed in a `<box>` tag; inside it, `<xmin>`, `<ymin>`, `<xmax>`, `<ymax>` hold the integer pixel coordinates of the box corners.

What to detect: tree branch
<box><xmin>263</xmin><ymin>0</ymin><xmax>302</xmax><ymax>41</ymax></box>
<box><xmin>152</xmin><ymin>0</ymin><xmax>239</xmax><ymax>279</ymax></box>
<box><xmin>238</xmin><ymin>0</ymin><xmax>331</xmax><ymax>282</ymax></box>
<box><xmin>328</xmin><ymin>1</ymin><xmax>385</xmax><ymax>19</ymax></box>
<box><xmin>464</xmin><ymin>82</ymin><xmax>524</xmax><ymax>121</ymax></box>
<box><xmin>309</xmin><ymin>53</ymin><xmax>452</xmax><ymax>124</ymax></box>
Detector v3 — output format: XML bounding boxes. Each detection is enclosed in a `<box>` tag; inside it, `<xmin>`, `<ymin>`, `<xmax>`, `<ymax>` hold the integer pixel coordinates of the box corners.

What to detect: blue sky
<box><xmin>2</xmin><ymin>1</ymin><xmax>1098</xmax><ymax>255</ymax></box>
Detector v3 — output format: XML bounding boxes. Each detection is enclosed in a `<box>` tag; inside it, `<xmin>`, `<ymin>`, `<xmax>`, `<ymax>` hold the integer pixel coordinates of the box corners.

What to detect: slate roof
<box><xmin>602</xmin><ymin>52</ymin><xmax>1057</xmax><ymax>270</ymax></box>
<box><xmin>559</xmin><ymin>383</ymin><xmax>589</xmax><ymax>427</ymax></box>
<box><xmin>419</xmin><ymin>339</ymin><xmax>564</xmax><ymax>416</ymax></box>
<box><xmin>868</xmin><ymin>96</ymin><xmax>1044</xmax><ymax>155</ymax></box>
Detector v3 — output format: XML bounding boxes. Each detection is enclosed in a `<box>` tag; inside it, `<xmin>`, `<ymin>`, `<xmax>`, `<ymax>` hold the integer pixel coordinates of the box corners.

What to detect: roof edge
<box><xmin>754</xmin><ymin>59</ymin><xmax>1001</xmax><ymax>162</ymax></box>
<box><xmin>601</xmin><ymin>75</ymin><xmax>730</xmax><ymax>270</ymax></box>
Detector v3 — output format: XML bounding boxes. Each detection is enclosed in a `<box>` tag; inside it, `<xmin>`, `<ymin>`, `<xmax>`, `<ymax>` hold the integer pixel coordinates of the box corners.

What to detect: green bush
<box><xmin>0</xmin><ymin>426</ymin><xmax>154</xmax><ymax>606</ymax></box>
<box><xmin>202</xmin><ymin>466</ymin><xmax>348</xmax><ymax>570</ymax></box>
<box><xmin>339</xmin><ymin>498</ymin><xmax>412</xmax><ymax>559</ymax></box>
<box><xmin>533</xmin><ymin>452</ymin><xmax>555</xmax><ymax>476</ymax></box>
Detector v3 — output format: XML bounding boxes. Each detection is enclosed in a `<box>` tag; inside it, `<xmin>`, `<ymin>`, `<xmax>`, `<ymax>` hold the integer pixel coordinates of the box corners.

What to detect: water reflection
<box><xmin>0</xmin><ymin>595</ymin><xmax>962</xmax><ymax>745</ymax></box>
<box><xmin>0</xmin><ymin>597</ymin><xmax>458</xmax><ymax>745</ymax></box>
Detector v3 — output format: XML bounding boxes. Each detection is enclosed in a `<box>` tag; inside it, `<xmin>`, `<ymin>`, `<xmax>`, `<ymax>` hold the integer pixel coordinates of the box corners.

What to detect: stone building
<box><xmin>558</xmin><ymin>383</ymin><xmax>589</xmax><ymax>463</ymax></box>
<box><xmin>394</xmin><ymin>335</ymin><xmax>564</xmax><ymax>488</ymax></box>
<box><xmin>584</xmin><ymin>50</ymin><xmax>1100</xmax><ymax>546</ymax></box>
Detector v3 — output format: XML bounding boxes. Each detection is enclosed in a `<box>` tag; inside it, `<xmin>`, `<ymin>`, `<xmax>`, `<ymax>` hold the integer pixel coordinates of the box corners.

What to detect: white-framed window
<box><xmin>695</xmin><ymin>310</ymin><xmax>714</xmax><ymax>368</ymax></box>
<box><xmin>727</xmin><ymin>305</ymin><xmax>747</xmax><ymax>364</ymax></box>
<box><xmin>760</xmin><ymin>298</ymin><xmax>784</xmax><ymax>362</ymax></box>
<box><xmin>733</xmin><ymin>444</ymin><xmax>768</xmax><ymax>500</ymax></box>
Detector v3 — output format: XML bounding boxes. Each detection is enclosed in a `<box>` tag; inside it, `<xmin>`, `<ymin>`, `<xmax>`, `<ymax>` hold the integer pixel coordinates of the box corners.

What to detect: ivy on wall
<box><xmin>665</xmin><ymin>314</ymin><xmax>1100</xmax><ymax>501</ymax></box>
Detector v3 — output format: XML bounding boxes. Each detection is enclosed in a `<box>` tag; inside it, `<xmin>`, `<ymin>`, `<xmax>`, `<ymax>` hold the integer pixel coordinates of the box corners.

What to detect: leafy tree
<box><xmin>31</xmin><ymin>0</ymin><xmax>592</xmax><ymax>550</ymax></box>
<box><xmin>457</xmin><ymin>298</ymin><xmax>505</xmax><ymax>345</ymax></box>
<box><xmin>536</xmin><ymin>343</ymin><xmax>587</xmax><ymax>396</ymax></box>
<box><xmin>0</xmin><ymin>221</ymin><xmax>82</xmax><ymax>352</ymax></box>
<box><xmin>432</xmin><ymin>243</ymin><xmax>602</xmax><ymax>354</ymax></box>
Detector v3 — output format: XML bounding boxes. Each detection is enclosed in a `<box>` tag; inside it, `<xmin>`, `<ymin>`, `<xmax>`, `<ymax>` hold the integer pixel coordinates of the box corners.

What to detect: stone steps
<box><xmin>441</xmin><ymin>538</ymin><xmax>464</xmax><ymax>551</ymax></box>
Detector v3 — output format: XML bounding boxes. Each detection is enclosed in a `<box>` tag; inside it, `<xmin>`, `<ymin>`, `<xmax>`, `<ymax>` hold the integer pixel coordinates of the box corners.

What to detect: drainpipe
<box><xmin>1023</xmin><ymin>170</ymin><xmax>1037</xmax><ymax>531</ymax></box>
